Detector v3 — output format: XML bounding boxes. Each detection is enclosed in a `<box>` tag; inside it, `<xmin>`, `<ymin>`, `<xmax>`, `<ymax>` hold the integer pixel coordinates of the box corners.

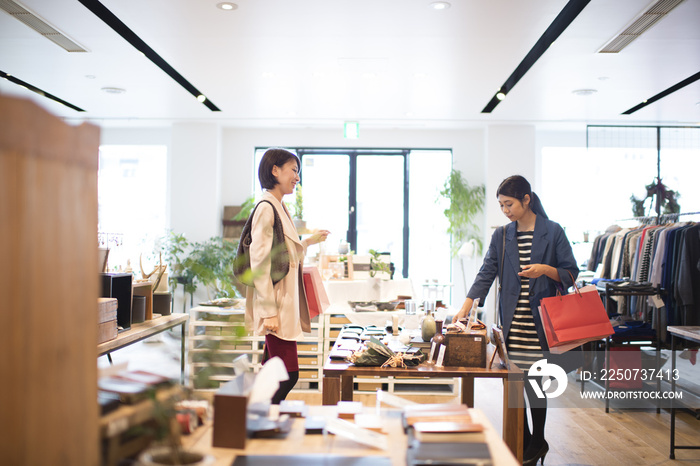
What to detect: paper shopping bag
<box><xmin>607</xmin><ymin>346</ymin><xmax>643</xmax><ymax>389</ymax></box>
<box><xmin>303</xmin><ymin>266</ymin><xmax>330</xmax><ymax>319</ymax></box>
<box><xmin>540</xmin><ymin>285</ymin><xmax>614</xmax><ymax>354</ymax></box>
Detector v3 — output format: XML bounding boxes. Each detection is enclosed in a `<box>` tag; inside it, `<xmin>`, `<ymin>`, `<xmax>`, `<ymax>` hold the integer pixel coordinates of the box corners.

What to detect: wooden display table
<box><xmin>98</xmin><ymin>314</ymin><xmax>189</xmax><ymax>384</ymax></box>
<box><xmin>184</xmin><ymin>405</ymin><xmax>519</xmax><ymax>466</ymax></box>
<box><xmin>668</xmin><ymin>326</ymin><xmax>700</xmax><ymax>459</ymax></box>
<box><xmin>323</xmin><ymin>343</ymin><xmax>525</xmax><ymax>462</ymax></box>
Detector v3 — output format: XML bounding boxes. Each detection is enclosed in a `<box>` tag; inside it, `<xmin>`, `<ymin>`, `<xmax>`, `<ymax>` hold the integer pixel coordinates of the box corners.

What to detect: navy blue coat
<box><xmin>468</xmin><ymin>214</ymin><xmax>579</xmax><ymax>353</ymax></box>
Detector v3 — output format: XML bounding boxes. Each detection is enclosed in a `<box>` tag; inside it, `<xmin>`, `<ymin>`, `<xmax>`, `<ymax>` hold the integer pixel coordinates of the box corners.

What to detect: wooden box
<box><xmin>443</xmin><ymin>332</ymin><xmax>487</xmax><ymax>368</ymax></box>
<box><xmin>212</xmin><ymin>372</ymin><xmax>256</xmax><ymax>449</ymax></box>
<box><xmin>97</xmin><ymin>298</ymin><xmax>118</xmax><ymax>344</ymax></box>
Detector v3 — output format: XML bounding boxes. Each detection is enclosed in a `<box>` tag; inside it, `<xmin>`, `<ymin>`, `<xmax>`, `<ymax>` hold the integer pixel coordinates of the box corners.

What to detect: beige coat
<box><xmin>245</xmin><ymin>191</ymin><xmax>310</xmax><ymax>340</ymax></box>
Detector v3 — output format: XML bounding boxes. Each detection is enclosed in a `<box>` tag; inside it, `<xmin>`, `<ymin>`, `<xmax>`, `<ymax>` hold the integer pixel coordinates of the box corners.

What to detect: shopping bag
<box><xmin>303</xmin><ymin>266</ymin><xmax>330</xmax><ymax>319</ymax></box>
<box><xmin>607</xmin><ymin>346</ymin><xmax>643</xmax><ymax>389</ymax></box>
<box><xmin>540</xmin><ymin>283</ymin><xmax>614</xmax><ymax>354</ymax></box>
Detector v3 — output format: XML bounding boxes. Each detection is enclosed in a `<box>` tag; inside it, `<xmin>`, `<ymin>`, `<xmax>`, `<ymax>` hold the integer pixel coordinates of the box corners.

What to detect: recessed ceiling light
<box><xmin>430</xmin><ymin>2</ymin><xmax>451</xmax><ymax>10</ymax></box>
<box><xmin>496</xmin><ymin>92</ymin><xmax>506</xmax><ymax>101</ymax></box>
<box><xmin>572</xmin><ymin>89</ymin><xmax>597</xmax><ymax>96</ymax></box>
<box><xmin>217</xmin><ymin>2</ymin><xmax>237</xmax><ymax>11</ymax></box>
<box><xmin>101</xmin><ymin>87</ymin><xmax>125</xmax><ymax>94</ymax></box>
<box><xmin>197</xmin><ymin>94</ymin><xmax>206</xmax><ymax>103</ymax></box>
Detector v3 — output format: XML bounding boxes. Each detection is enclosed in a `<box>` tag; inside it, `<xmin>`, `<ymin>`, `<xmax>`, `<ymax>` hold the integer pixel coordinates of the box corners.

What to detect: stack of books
<box><xmin>403</xmin><ymin>403</ymin><xmax>492</xmax><ymax>465</ymax></box>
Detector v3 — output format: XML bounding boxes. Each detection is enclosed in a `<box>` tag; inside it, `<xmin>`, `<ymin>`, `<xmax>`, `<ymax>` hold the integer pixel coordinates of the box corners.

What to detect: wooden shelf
<box><xmin>188</xmin><ymin>306</ymin><xmax>323</xmax><ymax>391</ymax></box>
<box><xmin>98</xmin><ymin>314</ymin><xmax>189</xmax><ymax>356</ymax></box>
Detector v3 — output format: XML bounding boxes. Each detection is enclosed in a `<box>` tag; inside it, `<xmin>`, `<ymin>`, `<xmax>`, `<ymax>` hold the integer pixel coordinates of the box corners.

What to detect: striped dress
<box><xmin>506</xmin><ymin>230</ymin><xmax>544</xmax><ymax>370</ymax></box>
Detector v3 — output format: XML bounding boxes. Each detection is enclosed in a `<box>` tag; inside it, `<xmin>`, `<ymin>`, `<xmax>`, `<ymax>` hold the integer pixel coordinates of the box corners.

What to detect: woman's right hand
<box><xmin>263</xmin><ymin>316</ymin><xmax>279</xmax><ymax>333</ymax></box>
<box><xmin>451</xmin><ymin>297</ymin><xmax>474</xmax><ymax>323</ymax></box>
<box><xmin>306</xmin><ymin>229</ymin><xmax>330</xmax><ymax>246</ymax></box>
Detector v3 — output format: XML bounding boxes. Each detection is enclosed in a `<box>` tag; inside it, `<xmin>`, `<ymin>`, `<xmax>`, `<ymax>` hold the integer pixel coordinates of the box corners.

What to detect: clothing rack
<box><xmin>616</xmin><ymin>211</ymin><xmax>700</xmax><ymax>225</ymax></box>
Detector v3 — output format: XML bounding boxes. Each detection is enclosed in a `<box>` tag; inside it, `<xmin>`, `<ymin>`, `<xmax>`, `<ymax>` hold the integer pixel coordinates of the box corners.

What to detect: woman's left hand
<box><xmin>519</xmin><ymin>263</ymin><xmax>560</xmax><ymax>281</ymax></box>
<box><xmin>307</xmin><ymin>229</ymin><xmax>330</xmax><ymax>246</ymax></box>
<box><xmin>518</xmin><ymin>264</ymin><xmax>546</xmax><ymax>278</ymax></box>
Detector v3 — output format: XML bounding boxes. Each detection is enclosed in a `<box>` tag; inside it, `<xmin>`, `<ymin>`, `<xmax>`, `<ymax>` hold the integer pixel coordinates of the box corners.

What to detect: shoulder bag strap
<box><xmin>495</xmin><ymin>226</ymin><xmax>505</xmax><ymax>328</ymax></box>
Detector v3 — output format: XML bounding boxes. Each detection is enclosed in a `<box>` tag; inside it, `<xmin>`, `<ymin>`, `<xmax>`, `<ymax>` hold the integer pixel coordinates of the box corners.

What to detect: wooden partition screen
<box><xmin>0</xmin><ymin>95</ymin><xmax>100</xmax><ymax>465</ymax></box>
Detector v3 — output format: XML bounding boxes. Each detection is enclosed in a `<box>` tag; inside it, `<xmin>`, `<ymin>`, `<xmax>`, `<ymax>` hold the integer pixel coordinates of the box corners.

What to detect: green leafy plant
<box><xmin>162</xmin><ymin>231</ymin><xmax>240</xmax><ymax>300</ymax></box>
<box><xmin>368</xmin><ymin>249</ymin><xmax>391</xmax><ymax>278</ymax></box>
<box><xmin>233</xmin><ymin>195</ymin><xmax>256</xmax><ymax>221</ymax></box>
<box><xmin>439</xmin><ymin>169</ymin><xmax>486</xmax><ymax>257</ymax></box>
<box><xmin>292</xmin><ymin>183</ymin><xmax>304</xmax><ymax>220</ymax></box>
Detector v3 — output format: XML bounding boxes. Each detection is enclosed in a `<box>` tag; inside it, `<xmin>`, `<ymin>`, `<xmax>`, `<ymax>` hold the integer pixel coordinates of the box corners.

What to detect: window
<box><xmin>541</xmin><ymin>126</ymin><xmax>700</xmax><ymax>268</ymax></box>
<box><xmin>98</xmin><ymin>145</ymin><xmax>168</xmax><ymax>270</ymax></box>
<box><xmin>252</xmin><ymin>148</ymin><xmax>452</xmax><ymax>283</ymax></box>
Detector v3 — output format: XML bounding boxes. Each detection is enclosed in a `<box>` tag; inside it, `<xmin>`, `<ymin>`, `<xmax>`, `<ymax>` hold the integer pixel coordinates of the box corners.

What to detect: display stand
<box><xmin>188</xmin><ymin>306</ymin><xmax>323</xmax><ymax>391</ymax></box>
<box><xmin>598</xmin><ymin>282</ymin><xmax>664</xmax><ymax>413</ymax></box>
<box><xmin>668</xmin><ymin>326</ymin><xmax>700</xmax><ymax>459</ymax></box>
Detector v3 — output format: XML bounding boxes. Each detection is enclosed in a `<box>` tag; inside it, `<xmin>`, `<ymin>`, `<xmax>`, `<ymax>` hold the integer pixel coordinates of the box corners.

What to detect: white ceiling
<box><xmin>1</xmin><ymin>0</ymin><xmax>699</xmax><ymax>129</ymax></box>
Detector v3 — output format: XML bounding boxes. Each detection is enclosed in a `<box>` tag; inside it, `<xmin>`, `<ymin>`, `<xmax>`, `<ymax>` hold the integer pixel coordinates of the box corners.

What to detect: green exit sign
<box><xmin>344</xmin><ymin>121</ymin><xmax>359</xmax><ymax>139</ymax></box>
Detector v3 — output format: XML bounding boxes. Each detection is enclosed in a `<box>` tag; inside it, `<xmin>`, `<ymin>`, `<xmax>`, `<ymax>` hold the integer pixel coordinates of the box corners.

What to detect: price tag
<box><xmin>428</xmin><ymin>342</ymin><xmax>436</xmax><ymax>362</ymax></box>
<box><xmin>650</xmin><ymin>294</ymin><xmax>665</xmax><ymax>308</ymax></box>
<box><xmin>435</xmin><ymin>345</ymin><xmax>446</xmax><ymax>367</ymax></box>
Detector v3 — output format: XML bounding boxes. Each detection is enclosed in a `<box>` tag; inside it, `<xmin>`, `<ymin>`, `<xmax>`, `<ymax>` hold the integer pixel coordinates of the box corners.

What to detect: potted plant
<box><xmin>630</xmin><ymin>178</ymin><xmax>680</xmax><ymax>217</ymax></box>
<box><xmin>438</xmin><ymin>169</ymin><xmax>486</xmax><ymax>256</ymax></box>
<box><xmin>369</xmin><ymin>249</ymin><xmax>392</xmax><ymax>279</ymax></box>
<box><xmin>290</xmin><ymin>183</ymin><xmax>307</xmax><ymax>233</ymax></box>
<box><xmin>162</xmin><ymin>231</ymin><xmax>241</xmax><ymax>302</ymax></box>
<box><xmin>233</xmin><ymin>195</ymin><xmax>256</xmax><ymax>222</ymax></box>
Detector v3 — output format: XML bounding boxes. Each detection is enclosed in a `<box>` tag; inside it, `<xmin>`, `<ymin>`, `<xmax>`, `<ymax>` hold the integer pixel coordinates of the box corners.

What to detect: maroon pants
<box><xmin>263</xmin><ymin>334</ymin><xmax>299</xmax><ymax>372</ymax></box>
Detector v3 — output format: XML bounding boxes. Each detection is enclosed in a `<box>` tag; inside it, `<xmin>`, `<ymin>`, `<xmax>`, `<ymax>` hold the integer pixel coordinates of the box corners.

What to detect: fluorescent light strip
<box><xmin>77</xmin><ymin>0</ymin><xmax>221</xmax><ymax>111</ymax></box>
<box><xmin>622</xmin><ymin>71</ymin><xmax>700</xmax><ymax>115</ymax></box>
<box><xmin>0</xmin><ymin>69</ymin><xmax>86</xmax><ymax>112</ymax></box>
<box><xmin>481</xmin><ymin>0</ymin><xmax>591</xmax><ymax>113</ymax></box>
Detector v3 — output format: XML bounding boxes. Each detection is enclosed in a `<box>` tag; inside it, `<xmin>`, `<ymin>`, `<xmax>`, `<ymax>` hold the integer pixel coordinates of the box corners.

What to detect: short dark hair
<box><xmin>258</xmin><ymin>148</ymin><xmax>300</xmax><ymax>190</ymax></box>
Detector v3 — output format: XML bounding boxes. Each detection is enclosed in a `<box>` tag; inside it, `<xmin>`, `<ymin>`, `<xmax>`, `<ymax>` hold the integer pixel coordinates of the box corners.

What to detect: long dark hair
<box><xmin>496</xmin><ymin>175</ymin><xmax>548</xmax><ymax>219</ymax></box>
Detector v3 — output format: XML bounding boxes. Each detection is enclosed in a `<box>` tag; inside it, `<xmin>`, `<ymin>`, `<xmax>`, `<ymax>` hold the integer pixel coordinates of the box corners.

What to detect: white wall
<box><xmin>170</xmin><ymin>122</ymin><xmax>222</xmax><ymax>242</ymax></box>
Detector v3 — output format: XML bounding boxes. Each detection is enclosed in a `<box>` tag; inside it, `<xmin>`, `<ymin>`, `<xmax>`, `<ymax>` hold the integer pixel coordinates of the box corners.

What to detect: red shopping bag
<box><xmin>607</xmin><ymin>346</ymin><xmax>643</xmax><ymax>389</ymax></box>
<box><xmin>540</xmin><ymin>283</ymin><xmax>614</xmax><ymax>354</ymax></box>
<box><xmin>303</xmin><ymin>266</ymin><xmax>330</xmax><ymax>319</ymax></box>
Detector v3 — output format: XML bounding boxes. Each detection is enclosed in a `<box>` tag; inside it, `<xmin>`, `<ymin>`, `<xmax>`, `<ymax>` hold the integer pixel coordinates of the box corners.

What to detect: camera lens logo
<box><xmin>527</xmin><ymin>359</ymin><xmax>568</xmax><ymax>399</ymax></box>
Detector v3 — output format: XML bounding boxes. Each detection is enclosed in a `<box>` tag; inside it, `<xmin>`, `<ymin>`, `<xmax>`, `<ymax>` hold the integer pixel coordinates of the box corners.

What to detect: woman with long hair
<box><xmin>452</xmin><ymin>175</ymin><xmax>578</xmax><ymax>465</ymax></box>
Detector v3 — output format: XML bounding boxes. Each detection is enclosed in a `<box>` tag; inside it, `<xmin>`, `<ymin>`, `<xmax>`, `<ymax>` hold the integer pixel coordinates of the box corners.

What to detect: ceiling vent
<box><xmin>0</xmin><ymin>0</ymin><xmax>88</xmax><ymax>52</ymax></box>
<box><xmin>598</xmin><ymin>0</ymin><xmax>686</xmax><ymax>53</ymax></box>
